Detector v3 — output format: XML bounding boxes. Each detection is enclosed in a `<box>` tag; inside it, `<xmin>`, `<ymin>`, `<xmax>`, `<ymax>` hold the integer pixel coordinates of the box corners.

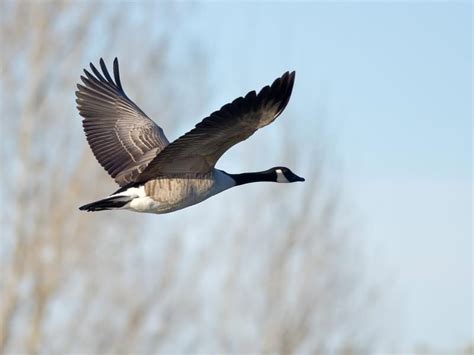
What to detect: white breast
<box><xmin>211</xmin><ymin>169</ymin><xmax>237</xmax><ymax>195</ymax></box>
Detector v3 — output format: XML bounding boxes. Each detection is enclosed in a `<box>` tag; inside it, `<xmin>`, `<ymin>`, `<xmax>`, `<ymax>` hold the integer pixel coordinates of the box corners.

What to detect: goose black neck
<box><xmin>226</xmin><ymin>170</ymin><xmax>276</xmax><ymax>186</ymax></box>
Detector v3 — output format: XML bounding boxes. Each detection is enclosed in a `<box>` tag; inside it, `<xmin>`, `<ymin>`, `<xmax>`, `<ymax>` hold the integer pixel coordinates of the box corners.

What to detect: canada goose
<box><xmin>76</xmin><ymin>58</ymin><xmax>304</xmax><ymax>214</ymax></box>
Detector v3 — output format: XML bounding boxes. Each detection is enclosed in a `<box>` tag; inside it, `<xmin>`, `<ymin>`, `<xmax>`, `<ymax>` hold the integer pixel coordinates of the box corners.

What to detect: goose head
<box><xmin>271</xmin><ymin>167</ymin><xmax>305</xmax><ymax>183</ymax></box>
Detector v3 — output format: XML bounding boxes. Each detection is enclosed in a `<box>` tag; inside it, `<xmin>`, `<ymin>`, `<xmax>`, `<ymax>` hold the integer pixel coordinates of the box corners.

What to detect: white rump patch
<box><xmin>128</xmin><ymin>196</ymin><xmax>161</xmax><ymax>213</ymax></box>
<box><xmin>112</xmin><ymin>185</ymin><xmax>160</xmax><ymax>212</ymax></box>
<box><xmin>115</xmin><ymin>185</ymin><xmax>146</xmax><ymax>198</ymax></box>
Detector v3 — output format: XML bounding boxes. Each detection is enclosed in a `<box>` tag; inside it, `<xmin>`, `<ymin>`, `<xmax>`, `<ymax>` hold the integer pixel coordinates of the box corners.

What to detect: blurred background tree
<box><xmin>1</xmin><ymin>1</ymin><xmax>379</xmax><ymax>354</ymax></box>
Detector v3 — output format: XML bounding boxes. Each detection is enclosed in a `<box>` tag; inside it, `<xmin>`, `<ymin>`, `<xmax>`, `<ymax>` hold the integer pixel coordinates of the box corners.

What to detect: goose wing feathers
<box><xmin>76</xmin><ymin>58</ymin><xmax>169</xmax><ymax>187</ymax></box>
<box><xmin>136</xmin><ymin>71</ymin><xmax>295</xmax><ymax>180</ymax></box>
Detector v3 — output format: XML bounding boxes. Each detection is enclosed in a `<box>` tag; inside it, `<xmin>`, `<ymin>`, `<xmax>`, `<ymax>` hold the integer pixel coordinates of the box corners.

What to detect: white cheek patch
<box><xmin>275</xmin><ymin>169</ymin><xmax>289</xmax><ymax>183</ymax></box>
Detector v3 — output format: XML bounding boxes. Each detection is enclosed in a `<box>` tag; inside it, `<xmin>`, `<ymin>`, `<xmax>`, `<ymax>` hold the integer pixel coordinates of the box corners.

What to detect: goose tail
<box><xmin>79</xmin><ymin>195</ymin><xmax>132</xmax><ymax>212</ymax></box>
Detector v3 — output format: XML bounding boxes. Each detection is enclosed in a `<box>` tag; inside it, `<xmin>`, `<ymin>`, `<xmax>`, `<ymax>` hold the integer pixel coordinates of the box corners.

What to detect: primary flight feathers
<box><xmin>76</xmin><ymin>58</ymin><xmax>295</xmax><ymax>186</ymax></box>
<box><xmin>76</xmin><ymin>58</ymin><xmax>169</xmax><ymax>186</ymax></box>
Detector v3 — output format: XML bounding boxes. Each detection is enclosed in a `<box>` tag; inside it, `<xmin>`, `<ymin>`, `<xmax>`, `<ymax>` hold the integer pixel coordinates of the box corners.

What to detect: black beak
<box><xmin>293</xmin><ymin>174</ymin><xmax>305</xmax><ymax>182</ymax></box>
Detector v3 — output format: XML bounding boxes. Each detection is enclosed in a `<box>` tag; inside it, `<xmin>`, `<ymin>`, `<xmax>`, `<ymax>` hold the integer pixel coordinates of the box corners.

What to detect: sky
<box><xmin>177</xmin><ymin>1</ymin><xmax>472</xmax><ymax>351</ymax></box>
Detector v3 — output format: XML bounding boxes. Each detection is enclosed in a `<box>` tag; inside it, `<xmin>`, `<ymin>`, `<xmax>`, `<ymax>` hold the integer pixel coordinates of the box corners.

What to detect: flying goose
<box><xmin>76</xmin><ymin>58</ymin><xmax>304</xmax><ymax>214</ymax></box>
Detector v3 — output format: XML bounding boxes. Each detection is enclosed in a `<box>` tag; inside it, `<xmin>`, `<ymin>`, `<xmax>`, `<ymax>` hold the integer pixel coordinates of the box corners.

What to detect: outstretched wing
<box><xmin>75</xmin><ymin>58</ymin><xmax>169</xmax><ymax>186</ymax></box>
<box><xmin>136</xmin><ymin>71</ymin><xmax>295</xmax><ymax>181</ymax></box>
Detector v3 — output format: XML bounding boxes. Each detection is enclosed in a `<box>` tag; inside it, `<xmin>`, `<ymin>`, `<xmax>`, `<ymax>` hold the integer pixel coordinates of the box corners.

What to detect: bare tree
<box><xmin>0</xmin><ymin>1</ymin><xmax>207</xmax><ymax>353</ymax></box>
<box><xmin>1</xmin><ymin>1</ymin><xmax>378</xmax><ymax>354</ymax></box>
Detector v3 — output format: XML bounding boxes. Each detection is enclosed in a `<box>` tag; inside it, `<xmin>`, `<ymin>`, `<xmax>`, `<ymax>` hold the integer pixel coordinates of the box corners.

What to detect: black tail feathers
<box><xmin>79</xmin><ymin>195</ymin><xmax>131</xmax><ymax>212</ymax></box>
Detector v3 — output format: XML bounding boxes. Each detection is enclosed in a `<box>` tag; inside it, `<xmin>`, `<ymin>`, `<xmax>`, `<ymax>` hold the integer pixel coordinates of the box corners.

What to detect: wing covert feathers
<box><xmin>136</xmin><ymin>71</ymin><xmax>295</xmax><ymax>180</ymax></box>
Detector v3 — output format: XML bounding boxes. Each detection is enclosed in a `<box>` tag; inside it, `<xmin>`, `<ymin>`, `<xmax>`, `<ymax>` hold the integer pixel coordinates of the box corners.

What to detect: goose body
<box><xmin>101</xmin><ymin>170</ymin><xmax>235</xmax><ymax>214</ymax></box>
<box><xmin>76</xmin><ymin>58</ymin><xmax>304</xmax><ymax>214</ymax></box>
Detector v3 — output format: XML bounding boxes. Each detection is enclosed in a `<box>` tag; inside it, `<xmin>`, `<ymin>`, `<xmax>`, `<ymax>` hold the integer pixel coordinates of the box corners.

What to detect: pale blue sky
<box><xmin>178</xmin><ymin>1</ymin><xmax>472</xmax><ymax>350</ymax></box>
<box><xmin>2</xmin><ymin>1</ymin><xmax>470</xmax><ymax>352</ymax></box>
